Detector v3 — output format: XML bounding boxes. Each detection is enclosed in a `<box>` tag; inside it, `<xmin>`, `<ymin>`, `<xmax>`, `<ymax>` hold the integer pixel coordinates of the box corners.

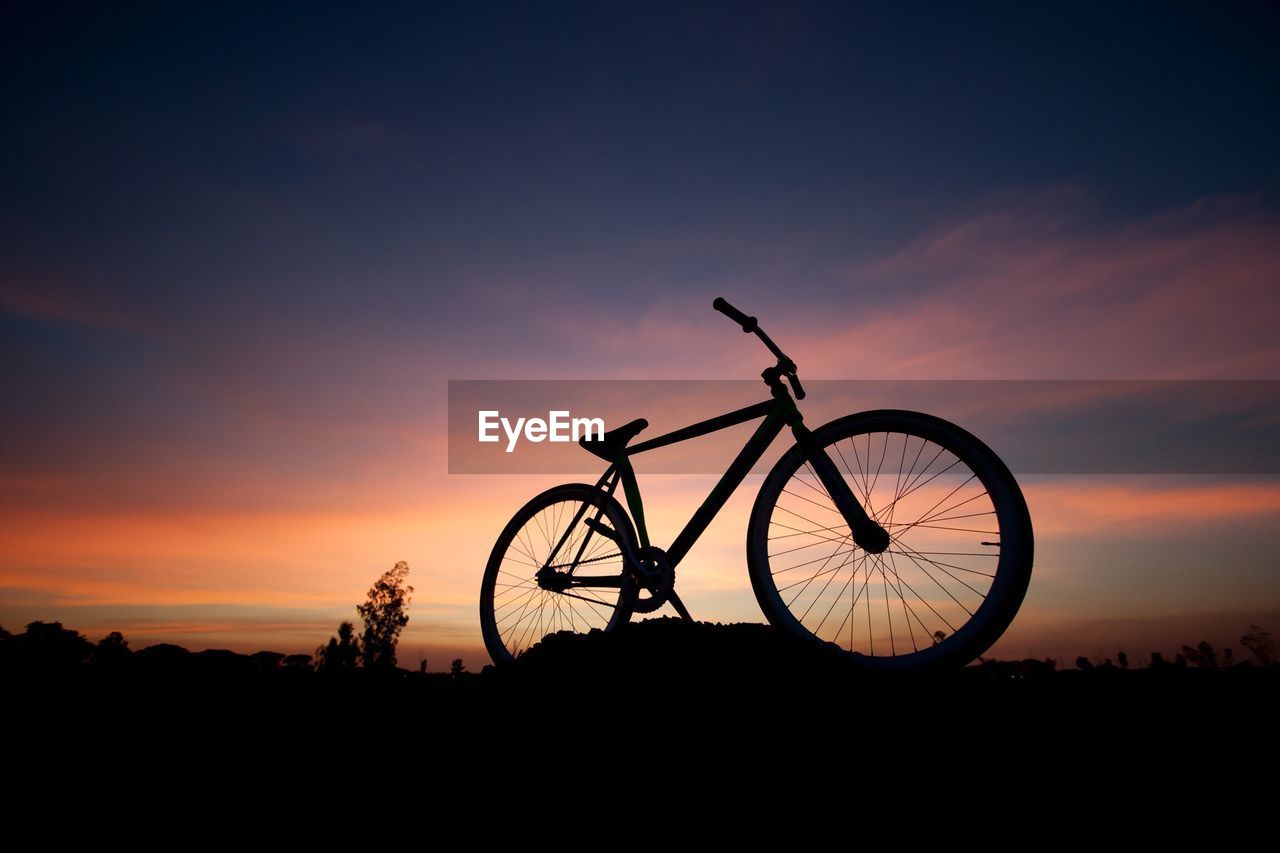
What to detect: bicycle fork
<box><xmin>791</xmin><ymin>421</ymin><xmax>892</xmax><ymax>554</ymax></box>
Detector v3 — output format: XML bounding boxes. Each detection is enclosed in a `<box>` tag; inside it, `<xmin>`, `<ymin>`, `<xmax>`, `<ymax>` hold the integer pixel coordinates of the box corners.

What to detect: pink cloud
<box><xmin>802</xmin><ymin>191</ymin><xmax>1280</xmax><ymax>378</ymax></box>
<box><xmin>0</xmin><ymin>276</ymin><xmax>138</xmax><ymax>332</ymax></box>
<box><xmin>534</xmin><ymin>190</ymin><xmax>1280</xmax><ymax>381</ymax></box>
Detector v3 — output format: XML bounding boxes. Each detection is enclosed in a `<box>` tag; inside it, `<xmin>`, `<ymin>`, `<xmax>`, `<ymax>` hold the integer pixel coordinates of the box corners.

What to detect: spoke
<box><xmin>887</xmin><ymin>569</ymin><xmax>959</xmax><ymax>635</ymax></box>
<box><xmin>768</xmin><ymin>520</ymin><xmax>851</xmax><ymax>543</ymax></box>
<box><xmin>897</xmin><ymin>473</ymin><xmax>979</xmax><ymax>535</ymax></box>
<box><xmin>831</xmin><ymin>551</ymin><xmax>875</xmax><ymax>646</ymax></box>
<box><xmin>897</xmin><ymin>435</ymin><xmax>927</xmax><ymax>505</ymax></box>
<box><xmin>898</xmin><ymin>550</ymin><xmax>1000</xmax><ymax>557</ymax></box>
<box><xmin>879</xmin><ymin>549</ymin><xmax>930</xmax><ymax>650</ymax></box>
<box><xmin>869</xmin><ymin>431</ymin><xmax>889</xmax><ymax>505</ymax></box>
<box><xmin>910</xmin><ymin>491</ymin><xmax>991</xmax><ymax>526</ymax></box>
<box><xmin>781</xmin><ymin>487</ymin><xmax>845</xmax><ymax>516</ymax></box>
<box><xmin>559</xmin><ymin>590</ymin><xmax>614</xmax><ymax>615</ymax></box>
<box><xmin>894</xmin><ymin>446</ymin><xmax>949</xmax><ymax>507</ymax></box>
<box><xmin>881</xmin><ymin>513</ymin><xmax>895</xmax><ymax>652</ymax></box>
<box><xmin>772</xmin><ymin>545</ymin><xmax>858</xmax><ymax>577</ymax></box>
<box><xmin>769</xmin><ymin>536</ymin><xmax>853</xmax><ymax>558</ymax></box>
<box><xmin>791</xmin><ymin>468</ymin><xmax>834</xmax><ymax>501</ymax></box>
<box><xmin>771</xmin><ymin>502</ymin><xmax>849</xmax><ymax>533</ymax></box>
<box><xmin>891</xmin><ymin>545</ymin><xmax>976</xmax><ymax>616</ymax></box>
<box><xmin>800</xmin><ymin>547</ymin><xmax>857</xmax><ymax>623</ymax></box>
<box><xmin>510</xmin><ymin>528</ymin><xmax>540</xmax><ymax>567</ymax></box>
<box><xmin>812</xmin><ymin>559</ymin><xmax>857</xmax><ymax>635</ymax></box>
<box><xmin>884</xmin><ymin>456</ymin><xmax>963</xmax><ymax>516</ymax></box>
<box><xmin>880</xmin><ymin>552</ymin><xmax>915</xmax><ymax>652</ymax></box>
<box><xmin>892</xmin><ymin>432</ymin><xmax>911</xmax><ymax>506</ymax></box>
<box><xmin>777</xmin><ymin>556</ymin><xmax>848</xmax><ymax>594</ymax></box>
<box><xmin>891</xmin><ymin>537</ymin><xmax>989</xmax><ymax>598</ymax></box>
<box><xmin>889</xmin><ymin>508</ymin><xmax>993</xmax><ymax>525</ymax></box>
<box><xmin>892</xmin><ymin>523</ymin><xmax>999</xmax><ymax>535</ymax></box>
<box><xmin>800</xmin><ymin>461</ymin><xmax>832</xmax><ymax>500</ymax></box>
<box><xmin>841</xmin><ymin>438</ymin><xmax>864</xmax><ymax>500</ymax></box>
<box><xmin>499</xmin><ymin>551</ymin><xmax>541</xmax><ymax>570</ymax></box>
<box><xmin>783</xmin><ymin>537</ymin><xmax>854</xmax><ymax>608</ymax></box>
<box><xmin>885</xmin><ymin>550</ymin><xmax>995</xmax><ymax>578</ymax></box>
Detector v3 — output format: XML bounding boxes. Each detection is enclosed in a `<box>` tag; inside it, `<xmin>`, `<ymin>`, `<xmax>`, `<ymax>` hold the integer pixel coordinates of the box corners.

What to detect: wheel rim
<box><xmin>486</xmin><ymin>496</ymin><xmax>629</xmax><ymax>661</ymax></box>
<box><xmin>761</xmin><ymin>426</ymin><xmax>1018</xmax><ymax>663</ymax></box>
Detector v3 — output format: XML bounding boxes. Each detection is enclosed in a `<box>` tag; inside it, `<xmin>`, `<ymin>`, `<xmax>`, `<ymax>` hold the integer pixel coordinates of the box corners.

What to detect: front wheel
<box><xmin>480</xmin><ymin>483</ymin><xmax>638</xmax><ymax>665</ymax></box>
<box><xmin>747</xmin><ymin>410</ymin><xmax>1033</xmax><ymax>670</ymax></box>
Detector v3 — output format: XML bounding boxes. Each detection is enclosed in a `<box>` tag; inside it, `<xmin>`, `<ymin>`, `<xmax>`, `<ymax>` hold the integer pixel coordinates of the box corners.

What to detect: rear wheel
<box><xmin>480</xmin><ymin>483</ymin><xmax>637</xmax><ymax>665</ymax></box>
<box><xmin>747</xmin><ymin>410</ymin><xmax>1033</xmax><ymax>670</ymax></box>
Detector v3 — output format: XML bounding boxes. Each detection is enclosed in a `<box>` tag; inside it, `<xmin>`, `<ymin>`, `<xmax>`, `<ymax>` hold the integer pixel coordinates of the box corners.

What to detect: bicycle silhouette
<box><xmin>481</xmin><ymin>299</ymin><xmax>1034</xmax><ymax>670</ymax></box>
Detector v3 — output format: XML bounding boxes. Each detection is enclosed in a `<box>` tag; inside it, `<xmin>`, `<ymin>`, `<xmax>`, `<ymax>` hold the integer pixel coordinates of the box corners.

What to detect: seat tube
<box><xmin>616</xmin><ymin>457</ymin><xmax>650</xmax><ymax>549</ymax></box>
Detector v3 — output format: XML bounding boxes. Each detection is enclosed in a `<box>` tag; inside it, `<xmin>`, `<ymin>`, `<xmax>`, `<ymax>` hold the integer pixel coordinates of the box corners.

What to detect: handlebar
<box><xmin>713</xmin><ymin>297</ymin><xmax>805</xmax><ymax>400</ymax></box>
<box><xmin>713</xmin><ymin>297</ymin><xmax>758</xmax><ymax>333</ymax></box>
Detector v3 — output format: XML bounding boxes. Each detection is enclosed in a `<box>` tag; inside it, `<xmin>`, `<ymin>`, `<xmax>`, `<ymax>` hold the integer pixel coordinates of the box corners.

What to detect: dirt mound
<box><xmin>499</xmin><ymin>617</ymin><xmax>875</xmax><ymax>687</ymax></box>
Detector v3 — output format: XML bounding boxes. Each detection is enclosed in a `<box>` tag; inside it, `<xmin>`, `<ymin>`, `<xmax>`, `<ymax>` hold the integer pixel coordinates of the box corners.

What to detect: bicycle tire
<box><xmin>480</xmin><ymin>482</ymin><xmax>638</xmax><ymax>665</ymax></box>
<box><xmin>747</xmin><ymin>409</ymin><xmax>1033</xmax><ymax>670</ymax></box>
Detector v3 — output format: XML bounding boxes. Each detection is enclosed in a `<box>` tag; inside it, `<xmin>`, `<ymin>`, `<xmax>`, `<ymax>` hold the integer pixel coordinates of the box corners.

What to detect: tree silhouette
<box><xmin>357</xmin><ymin>561</ymin><xmax>414</xmax><ymax>671</ymax></box>
<box><xmin>95</xmin><ymin>631</ymin><xmax>131</xmax><ymax>667</ymax></box>
<box><xmin>18</xmin><ymin>621</ymin><xmax>94</xmax><ymax>670</ymax></box>
<box><xmin>1240</xmin><ymin>625</ymin><xmax>1275</xmax><ymax>666</ymax></box>
<box><xmin>1117</xmin><ymin>650</ymin><xmax>1128</xmax><ymax>670</ymax></box>
<box><xmin>1181</xmin><ymin>641</ymin><xmax>1218</xmax><ymax>668</ymax></box>
<box><xmin>316</xmin><ymin>621</ymin><xmax>361</xmax><ymax>671</ymax></box>
<box><xmin>450</xmin><ymin>658</ymin><xmax>466</xmax><ymax>676</ymax></box>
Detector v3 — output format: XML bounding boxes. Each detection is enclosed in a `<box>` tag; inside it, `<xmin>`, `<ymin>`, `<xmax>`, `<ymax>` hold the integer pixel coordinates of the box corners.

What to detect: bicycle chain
<box><xmin>546</xmin><ymin>551</ymin><xmax>622</xmax><ymax>570</ymax></box>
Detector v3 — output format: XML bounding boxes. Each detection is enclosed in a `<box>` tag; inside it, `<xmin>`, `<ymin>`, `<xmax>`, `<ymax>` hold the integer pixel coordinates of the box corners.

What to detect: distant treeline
<box><xmin>2</xmin><ymin>618</ymin><xmax>1275</xmax><ymax>681</ymax></box>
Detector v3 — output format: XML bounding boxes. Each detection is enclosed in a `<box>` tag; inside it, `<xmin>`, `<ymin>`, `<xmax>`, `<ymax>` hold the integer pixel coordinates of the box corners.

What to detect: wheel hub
<box><xmin>854</xmin><ymin>521</ymin><xmax>891</xmax><ymax>554</ymax></box>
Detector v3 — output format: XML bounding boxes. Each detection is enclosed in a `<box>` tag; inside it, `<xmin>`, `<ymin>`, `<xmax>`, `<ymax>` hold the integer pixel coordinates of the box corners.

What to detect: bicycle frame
<box><xmin>605</xmin><ymin>397</ymin><xmax>786</xmax><ymax>565</ymax></box>
<box><xmin>540</xmin><ymin>378</ymin><xmax>884</xmax><ymax>603</ymax></box>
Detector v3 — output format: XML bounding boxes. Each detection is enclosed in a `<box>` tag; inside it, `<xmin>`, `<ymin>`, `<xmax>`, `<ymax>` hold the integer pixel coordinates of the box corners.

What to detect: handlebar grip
<box><xmin>713</xmin><ymin>297</ymin><xmax>758</xmax><ymax>333</ymax></box>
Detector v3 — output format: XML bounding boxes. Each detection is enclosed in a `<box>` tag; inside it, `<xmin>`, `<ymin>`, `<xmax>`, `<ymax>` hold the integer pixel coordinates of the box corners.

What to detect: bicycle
<box><xmin>479</xmin><ymin>298</ymin><xmax>1034</xmax><ymax>670</ymax></box>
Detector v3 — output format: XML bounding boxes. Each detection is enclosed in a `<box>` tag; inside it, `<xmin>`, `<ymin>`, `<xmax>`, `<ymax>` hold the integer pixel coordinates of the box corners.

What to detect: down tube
<box><xmin>665</xmin><ymin>406</ymin><xmax>788</xmax><ymax>568</ymax></box>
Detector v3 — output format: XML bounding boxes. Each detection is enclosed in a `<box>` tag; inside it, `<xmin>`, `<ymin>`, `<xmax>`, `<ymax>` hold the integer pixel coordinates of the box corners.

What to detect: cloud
<box><xmin>0</xmin><ymin>276</ymin><xmax>138</xmax><ymax>332</ymax></box>
<box><xmin>1024</xmin><ymin>477</ymin><xmax>1280</xmax><ymax>537</ymax></box>
<box><xmin>529</xmin><ymin>189</ymin><xmax>1280</xmax><ymax>380</ymax></box>
<box><xmin>802</xmin><ymin>190</ymin><xmax>1280</xmax><ymax>378</ymax></box>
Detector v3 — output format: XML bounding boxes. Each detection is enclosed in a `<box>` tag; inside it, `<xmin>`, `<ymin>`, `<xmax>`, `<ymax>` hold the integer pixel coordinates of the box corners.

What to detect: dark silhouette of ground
<box><xmin>4</xmin><ymin>617</ymin><xmax>1273</xmax><ymax>788</ymax></box>
<box><xmin>4</xmin><ymin>617</ymin><xmax>1273</xmax><ymax>714</ymax></box>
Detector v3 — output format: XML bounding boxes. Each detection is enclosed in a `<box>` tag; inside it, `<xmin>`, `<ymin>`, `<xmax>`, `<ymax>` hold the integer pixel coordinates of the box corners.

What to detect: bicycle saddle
<box><xmin>578</xmin><ymin>418</ymin><xmax>648</xmax><ymax>461</ymax></box>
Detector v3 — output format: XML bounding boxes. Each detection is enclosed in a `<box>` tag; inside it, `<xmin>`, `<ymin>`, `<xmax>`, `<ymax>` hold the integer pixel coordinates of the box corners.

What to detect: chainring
<box><xmin>628</xmin><ymin>545</ymin><xmax>675</xmax><ymax>614</ymax></box>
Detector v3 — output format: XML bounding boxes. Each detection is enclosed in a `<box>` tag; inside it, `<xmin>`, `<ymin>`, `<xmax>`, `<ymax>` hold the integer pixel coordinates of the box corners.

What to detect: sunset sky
<box><xmin>3</xmin><ymin>2</ymin><xmax>1279</xmax><ymax>668</ymax></box>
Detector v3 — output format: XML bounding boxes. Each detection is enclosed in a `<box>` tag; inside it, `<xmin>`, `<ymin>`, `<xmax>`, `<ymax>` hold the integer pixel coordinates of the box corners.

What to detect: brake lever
<box><xmin>785</xmin><ymin>370</ymin><xmax>806</xmax><ymax>400</ymax></box>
